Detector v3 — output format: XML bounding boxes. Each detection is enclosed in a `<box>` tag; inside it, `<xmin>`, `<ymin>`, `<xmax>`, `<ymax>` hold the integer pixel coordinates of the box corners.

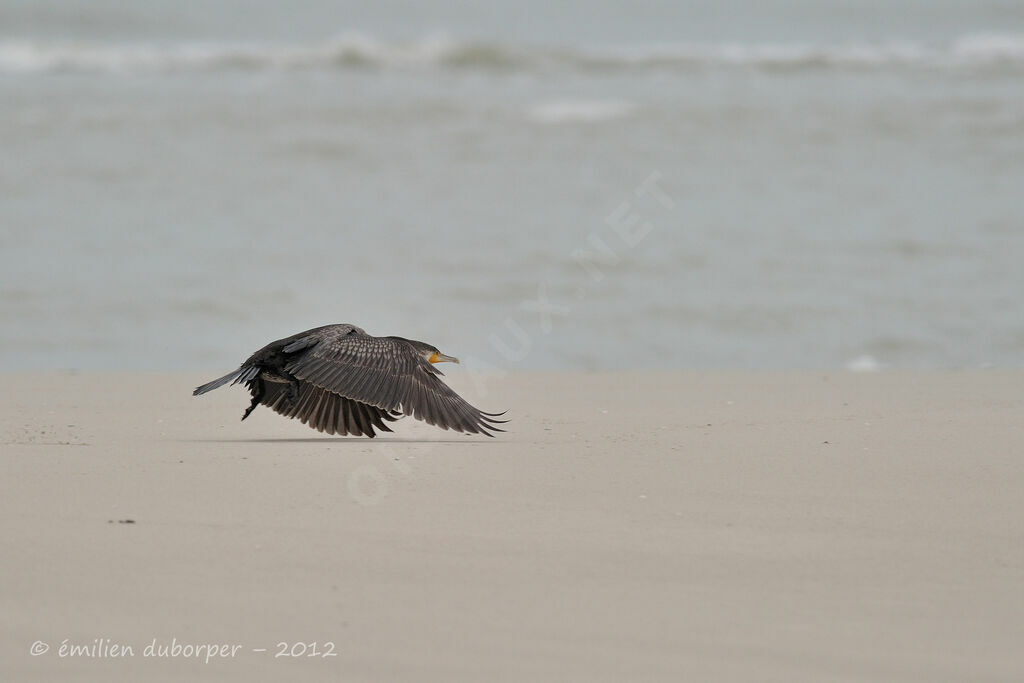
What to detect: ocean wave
<box><xmin>0</xmin><ymin>34</ymin><xmax>521</xmax><ymax>73</ymax></box>
<box><xmin>2</xmin><ymin>33</ymin><xmax>1024</xmax><ymax>74</ymax></box>
<box><xmin>526</xmin><ymin>99</ymin><xmax>636</xmax><ymax>124</ymax></box>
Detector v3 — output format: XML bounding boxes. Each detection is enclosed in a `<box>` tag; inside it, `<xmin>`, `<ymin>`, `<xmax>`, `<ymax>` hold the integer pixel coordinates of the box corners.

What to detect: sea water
<box><xmin>2</xmin><ymin>0</ymin><xmax>1023</xmax><ymax>371</ymax></box>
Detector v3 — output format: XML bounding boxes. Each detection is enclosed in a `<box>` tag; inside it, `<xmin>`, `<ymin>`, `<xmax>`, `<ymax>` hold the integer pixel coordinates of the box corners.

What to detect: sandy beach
<box><xmin>2</xmin><ymin>370</ymin><xmax>1022</xmax><ymax>682</ymax></box>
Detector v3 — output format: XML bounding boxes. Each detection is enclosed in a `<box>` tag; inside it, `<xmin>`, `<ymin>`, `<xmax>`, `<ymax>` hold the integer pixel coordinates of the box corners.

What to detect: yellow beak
<box><xmin>428</xmin><ymin>352</ymin><xmax>459</xmax><ymax>364</ymax></box>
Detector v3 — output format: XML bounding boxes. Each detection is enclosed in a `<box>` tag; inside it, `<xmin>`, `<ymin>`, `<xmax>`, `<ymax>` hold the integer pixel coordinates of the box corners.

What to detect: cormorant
<box><xmin>193</xmin><ymin>324</ymin><xmax>505</xmax><ymax>437</ymax></box>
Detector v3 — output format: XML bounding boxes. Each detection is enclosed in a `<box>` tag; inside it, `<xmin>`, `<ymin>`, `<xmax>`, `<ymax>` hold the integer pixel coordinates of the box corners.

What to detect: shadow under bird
<box><xmin>193</xmin><ymin>324</ymin><xmax>506</xmax><ymax>437</ymax></box>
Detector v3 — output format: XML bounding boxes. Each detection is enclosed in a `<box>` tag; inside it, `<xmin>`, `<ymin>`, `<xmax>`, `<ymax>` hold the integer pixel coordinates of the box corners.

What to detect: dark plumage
<box><xmin>193</xmin><ymin>324</ymin><xmax>506</xmax><ymax>437</ymax></box>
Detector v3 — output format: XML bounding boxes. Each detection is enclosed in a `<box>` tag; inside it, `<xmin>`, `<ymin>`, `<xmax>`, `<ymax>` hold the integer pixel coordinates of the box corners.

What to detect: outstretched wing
<box><xmin>257</xmin><ymin>378</ymin><xmax>399</xmax><ymax>437</ymax></box>
<box><xmin>285</xmin><ymin>332</ymin><xmax>505</xmax><ymax>436</ymax></box>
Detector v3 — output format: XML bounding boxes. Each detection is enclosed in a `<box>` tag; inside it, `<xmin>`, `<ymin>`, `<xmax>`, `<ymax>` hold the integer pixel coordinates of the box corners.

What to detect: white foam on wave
<box><xmin>952</xmin><ymin>33</ymin><xmax>1024</xmax><ymax>63</ymax></box>
<box><xmin>0</xmin><ymin>39</ymin><xmax>249</xmax><ymax>73</ymax></box>
<box><xmin>595</xmin><ymin>33</ymin><xmax>1024</xmax><ymax>69</ymax></box>
<box><xmin>526</xmin><ymin>99</ymin><xmax>636</xmax><ymax>124</ymax></box>
<box><xmin>2</xmin><ymin>32</ymin><xmax>1024</xmax><ymax>74</ymax></box>
<box><xmin>594</xmin><ymin>40</ymin><xmax>930</xmax><ymax>68</ymax></box>
<box><xmin>0</xmin><ymin>33</ymin><xmax>502</xmax><ymax>74</ymax></box>
<box><xmin>845</xmin><ymin>355</ymin><xmax>883</xmax><ymax>373</ymax></box>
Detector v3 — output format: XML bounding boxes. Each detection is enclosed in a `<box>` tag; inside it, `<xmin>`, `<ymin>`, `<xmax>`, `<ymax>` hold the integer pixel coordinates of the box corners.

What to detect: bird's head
<box><xmin>425</xmin><ymin>350</ymin><xmax>458</xmax><ymax>366</ymax></box>
<box><xmin>405</xmin><ymin>339</ymin><xmax>459</xmax><ymax>364</ymax></box>
<box><xmin>426</xmin><ymin>347</ymin><xmax>459</xmax><ymax>364</ymax></box>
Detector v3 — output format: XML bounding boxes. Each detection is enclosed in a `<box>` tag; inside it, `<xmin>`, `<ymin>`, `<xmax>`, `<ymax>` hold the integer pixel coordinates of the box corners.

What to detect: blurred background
<box><xmin>2</xmin><ymin>0</ymin><xmax>1023</xmax><ymax>372</ymax></box>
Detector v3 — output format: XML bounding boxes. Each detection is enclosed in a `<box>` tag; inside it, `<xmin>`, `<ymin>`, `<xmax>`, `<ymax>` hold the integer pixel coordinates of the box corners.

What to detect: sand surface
<box><xmin>2</xmin><ymin>370</ymin><xmax>1022</xmax><ymax>682</ymax></box>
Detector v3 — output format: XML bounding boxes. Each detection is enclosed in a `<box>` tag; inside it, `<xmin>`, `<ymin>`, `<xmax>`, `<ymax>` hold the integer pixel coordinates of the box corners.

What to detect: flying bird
<box><xmin>193</xmin><ymin>324</ymin><xmax>505</xmax><ymax>437</ymax></box>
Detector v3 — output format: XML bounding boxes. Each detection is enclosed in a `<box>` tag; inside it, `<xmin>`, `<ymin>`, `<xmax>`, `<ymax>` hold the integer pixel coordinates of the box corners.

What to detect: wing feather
<box><xmin>356</xmin><ymin>402</ymin><xmax>376</xmax><ymax>437</ymax></box>
<box><xmin>256</xmin><ymin>378</ymin><xmax>393</xmax><ymax>437</ymax></box>
<box><xmin>286</xmin><ymin>334</ymin><xmax>505</xmax><ymax>436</ymax></box>
<box><xmin>328</xmin><ymin>393</ymin><xmax>342</xmax><ymax>435</ymax></box>
<box><xmin>344</xmin><ymin>398</ymin><xmax>361</xmax><ymax>437</ymax></box>
<box><xmin>319</xmin><ymin>391</ymin><xmax>335</xmax><ymax>433</ymax></box>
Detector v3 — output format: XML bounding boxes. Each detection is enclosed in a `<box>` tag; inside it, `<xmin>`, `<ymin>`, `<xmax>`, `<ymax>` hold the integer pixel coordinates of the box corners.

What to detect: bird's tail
<box><xmin>193</xmin><ymin>365</ymin><xmax>259</xmax><ymax>396</ymax></box>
